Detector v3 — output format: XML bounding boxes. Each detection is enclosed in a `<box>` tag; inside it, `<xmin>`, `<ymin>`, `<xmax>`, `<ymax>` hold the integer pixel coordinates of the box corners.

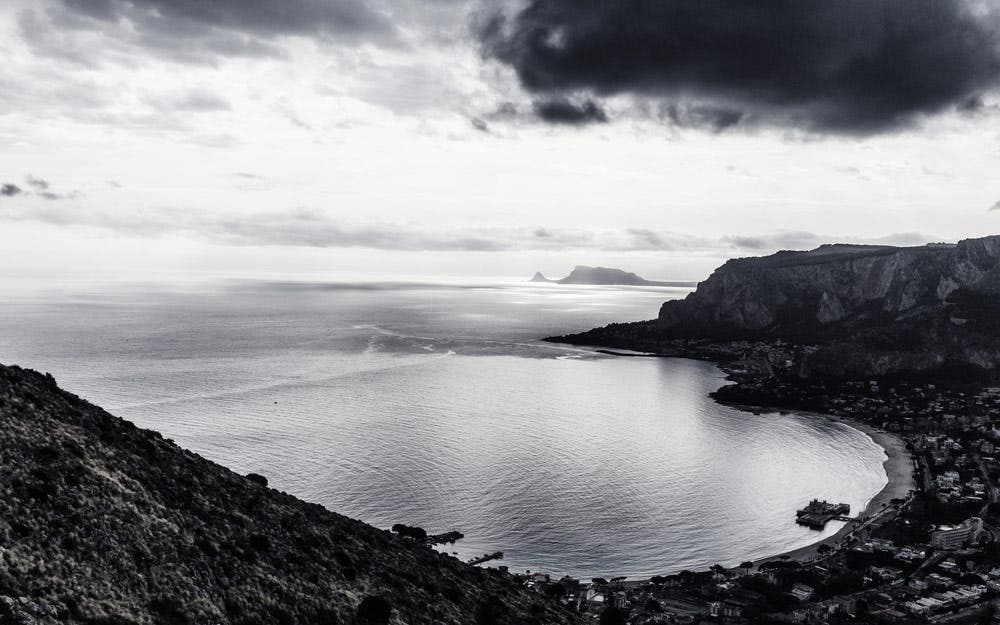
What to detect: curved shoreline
<box><xmin>587</xmin><ymin>353</ymin><xmax>918</xmax><ymax>580</ymax></box>
<box><xmin>748</xmin><ymin>411</ymin><xmax>915</xmax><ymax>568</ymax></box>
<box><xmin>600</xmin><ymin>408</ymin><xmax>914</xmax><ymax>585</ymax></box>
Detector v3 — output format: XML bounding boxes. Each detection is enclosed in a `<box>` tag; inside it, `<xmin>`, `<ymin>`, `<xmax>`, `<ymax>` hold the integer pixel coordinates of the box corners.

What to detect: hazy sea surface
<box><xmin>0</xmin><ymin>278</ymin><xmax>888</xmax><ymax>578</ymax></box>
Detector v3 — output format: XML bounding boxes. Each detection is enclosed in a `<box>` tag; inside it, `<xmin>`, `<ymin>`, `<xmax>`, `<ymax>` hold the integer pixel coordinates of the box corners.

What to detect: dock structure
<box><xmin>425</xmin><ymin>531</ymin><xmax>464</xmax><ymax>546</ymax></box>
<box><xmin>468</xmin><ymin>551</ymin><xmax>504</xmax><ymax>566</ymax></box>
<box><xmin>796</xmin><ymin>500</ymin><xmax>851</xmax><ymax>529</ymax></box>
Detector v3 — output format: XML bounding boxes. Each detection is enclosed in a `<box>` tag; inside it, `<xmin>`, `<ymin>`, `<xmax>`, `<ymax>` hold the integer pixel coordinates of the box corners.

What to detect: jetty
<box><xmin>426</xmin><ymin>531</ymin><xmax>465</xmax><ymax>546</ymax></box>
<box><xmin>796</xmin><ymin>499</ymin><xmax>851</xmax><ymax>529</ymax></box>
<box><xmin>468</xmin><ymin>551</ymin><xmax>504</xmax><ymax>566</ymax></box>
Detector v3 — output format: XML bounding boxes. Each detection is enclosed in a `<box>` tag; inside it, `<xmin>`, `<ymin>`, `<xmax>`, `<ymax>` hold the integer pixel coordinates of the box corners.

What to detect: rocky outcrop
<box><xmin>0</xmin><ymin>364</ymin><xmax>577</xmax><ymax>625</ymax></box>
<box><xmin>657</xmin><ymin>237</ymin><xmax>1000</xmax><ymax>338</ymax></box>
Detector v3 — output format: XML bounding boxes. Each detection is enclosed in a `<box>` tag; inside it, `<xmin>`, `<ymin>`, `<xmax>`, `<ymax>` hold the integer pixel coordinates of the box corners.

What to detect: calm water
<box><xmin>0</xmin><ymin>278</ymin><xmax>887</xmax><ymax>578</ymax></box>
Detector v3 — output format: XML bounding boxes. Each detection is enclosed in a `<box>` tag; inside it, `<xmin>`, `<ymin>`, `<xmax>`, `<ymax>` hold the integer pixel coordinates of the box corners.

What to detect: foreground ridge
<box><xmin>0</xmin><ymin>363</ymin><xmax>577</xmax><ymax>625</ymax></box>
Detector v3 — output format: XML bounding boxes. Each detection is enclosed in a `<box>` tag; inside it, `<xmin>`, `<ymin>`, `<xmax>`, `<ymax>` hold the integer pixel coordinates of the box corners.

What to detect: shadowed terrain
<box><xmin>0</xmin><ymin>364</ymin><xmax>578</xmax><ymax>625</ymax></box>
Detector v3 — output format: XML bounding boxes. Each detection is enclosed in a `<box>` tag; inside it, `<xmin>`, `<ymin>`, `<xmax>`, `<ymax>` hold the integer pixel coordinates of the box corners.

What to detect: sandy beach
<box><xmin>752</xmin><ymin>412</ymin><xmax>916</xmax><ymax>567</ymax></box>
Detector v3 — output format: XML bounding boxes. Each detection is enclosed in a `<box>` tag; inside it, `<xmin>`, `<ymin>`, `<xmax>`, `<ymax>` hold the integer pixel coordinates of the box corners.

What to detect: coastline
<box><xmin>586</xmin><ymin>350</ymin><xmax>919</xmax><ymax>579</ymax></box>
<box><xmin>608</xmin><ymin>406</ymin><xmax>916</xmax><ymax>585</ymax></box>
<box><xmin>749</xmin><ymin>411</ymin><xmax>916</xmax><ymax>567</ymax></box>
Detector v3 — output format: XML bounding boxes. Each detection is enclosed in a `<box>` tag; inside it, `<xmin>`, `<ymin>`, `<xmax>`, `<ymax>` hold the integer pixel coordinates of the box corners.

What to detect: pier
<box><xmin>468</xmin><ymin>551</ymin><xmax>504</xmax><ymax>566</ymax></box>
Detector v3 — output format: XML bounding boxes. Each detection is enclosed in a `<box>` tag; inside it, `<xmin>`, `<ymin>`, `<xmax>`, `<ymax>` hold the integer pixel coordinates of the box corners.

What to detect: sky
<box><xmin>2</xmin><ymin>0</ymin><xmax>1000</xmax><ymax>282</ymax></box>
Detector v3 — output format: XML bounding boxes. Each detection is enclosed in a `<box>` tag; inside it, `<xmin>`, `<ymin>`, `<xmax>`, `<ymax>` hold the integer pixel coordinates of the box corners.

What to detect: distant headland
<box><xmin>531</xmin><ymin>265</ymin><xmax>696</xmax><ymax>288</ymax></box>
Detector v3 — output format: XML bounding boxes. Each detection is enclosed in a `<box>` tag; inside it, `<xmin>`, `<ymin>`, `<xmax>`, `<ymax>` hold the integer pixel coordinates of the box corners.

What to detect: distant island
<box><xmin>531</xmin><ymin>265</ymin><xmax>695</xmax><ymax>287</ymax></box>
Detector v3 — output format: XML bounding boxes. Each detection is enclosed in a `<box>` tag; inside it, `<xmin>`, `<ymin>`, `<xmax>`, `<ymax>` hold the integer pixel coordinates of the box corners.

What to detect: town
<box><xmin>493</xmin><ymin>342</ymin><xmax>1000</xmax><ymax>624</ymax></box>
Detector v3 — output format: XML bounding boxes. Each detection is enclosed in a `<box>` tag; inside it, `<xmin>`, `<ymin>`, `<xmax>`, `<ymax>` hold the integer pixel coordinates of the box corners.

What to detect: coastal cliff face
<box><xmin>654</xmin><ymin>236</ymin><xmax>1000</xmax><ymax>376</ymax></box>
<box><xmin>550</xmin><ymin>236</ymin><xmax>1000</xmax><ymax>377</ymax></box>
<box><xmin>0</xmin><ymin>364</ymin><xmax>576</xmax><ymax>625</ymax></box>
<box><xmin>659</xmin><ymin>237</ymin><xmax>1000</xmax><ymax>336</ymax></box>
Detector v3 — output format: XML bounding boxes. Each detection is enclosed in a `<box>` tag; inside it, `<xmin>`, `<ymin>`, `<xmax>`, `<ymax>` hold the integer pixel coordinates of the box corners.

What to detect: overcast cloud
<box><xmin>1</xmin><ymin>1</ymin><xmax>999</xmax><ymax>279</ymax></box>
<box><xmin>51</xmin><ymin>0</ymin><xmax>400</xmax><ymax>62</ymax></box>
<box><xmin>0</xmin><ymin>193</ymin><xmax>942</xmax><ymax>256</ymax></box>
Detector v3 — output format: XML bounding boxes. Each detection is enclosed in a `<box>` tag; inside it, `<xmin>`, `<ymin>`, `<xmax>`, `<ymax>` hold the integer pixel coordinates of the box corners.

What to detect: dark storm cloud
<box><xmin>1</xmin><ymin>184</ymin><xmax>22</xmax><ymax>197</ymax></box>
<box><xmin>480</xmin><ymin>0</ymin><xmax>1000</xmax><ymax>134</ymax></box>
<box><xmin>532</xmin><ymin>98</ymin><xmax>606</xmax><ymax>124</ymax></box>
<box><xmin>660</xmin><ymin>103</ymin><xmax>747</xmax><ymax>132</ymax></box>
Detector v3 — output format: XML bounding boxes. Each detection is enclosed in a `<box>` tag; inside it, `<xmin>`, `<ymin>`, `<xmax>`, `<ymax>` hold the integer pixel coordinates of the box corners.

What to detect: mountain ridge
<box><xmin>657</xmin><ymin>237</ymin><xmax>1000</xmax><ymax>336</ymax></box>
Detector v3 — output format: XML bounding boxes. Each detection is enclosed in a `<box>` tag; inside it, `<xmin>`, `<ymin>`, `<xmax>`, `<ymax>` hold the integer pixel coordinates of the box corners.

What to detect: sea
<box><xmin>0</xmin><ymin>277</ymin><xmax>888</xmax><ymax>578</ymax></box>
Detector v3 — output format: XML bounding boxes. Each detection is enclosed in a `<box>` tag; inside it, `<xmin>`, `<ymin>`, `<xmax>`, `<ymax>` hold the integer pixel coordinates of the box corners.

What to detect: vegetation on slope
<box><xmin>0</xmin><ymin>364</ymin><xmax>577</xmax><ymax>625</ymax></box>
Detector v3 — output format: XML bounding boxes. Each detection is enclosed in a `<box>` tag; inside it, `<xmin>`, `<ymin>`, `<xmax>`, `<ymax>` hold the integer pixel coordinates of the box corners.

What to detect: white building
<box><xmin>930</xmin><ymin>517</ymin><xmax>983</xmax><ymax>550</ymax></box>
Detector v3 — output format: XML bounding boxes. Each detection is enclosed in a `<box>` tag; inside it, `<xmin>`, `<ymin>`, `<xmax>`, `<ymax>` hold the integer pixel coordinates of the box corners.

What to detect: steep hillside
<box><xmin>549</xmin><ymin>236</ymin><xmax>1000</xmax><ymax>377</ymax></box>
<box><xmin>0</xmin><ymin>364</ymin><xmax>578</xmax><ymax>625</ymax></box>
<box><xmin>657</xmin><ymin>237</ymin><xmax>1000</xmax><ymax>337</ymax></box>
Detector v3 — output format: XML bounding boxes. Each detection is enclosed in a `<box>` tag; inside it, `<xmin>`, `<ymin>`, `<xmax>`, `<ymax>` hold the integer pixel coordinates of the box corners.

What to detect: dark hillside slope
<box><xmin>0</xmin><ymin>364</ymin><xmax>577</xmax><ymax>625</ymax></box>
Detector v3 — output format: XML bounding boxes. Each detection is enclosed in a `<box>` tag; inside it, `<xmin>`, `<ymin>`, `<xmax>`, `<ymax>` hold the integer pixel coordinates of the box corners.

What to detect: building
<box><xmin>788</xmin><ymin>583</ymin><xmax>815</xmax><ymax>602</ymax></box>
<box><xmin>930</xmin><ymin>517</ymin><xmax>983</xmax><ymax>550</ymax></box>
<box><xmin>903</xmin><ymin>585</ymin><xmax>986</xmax><ymax>616</ymax></box>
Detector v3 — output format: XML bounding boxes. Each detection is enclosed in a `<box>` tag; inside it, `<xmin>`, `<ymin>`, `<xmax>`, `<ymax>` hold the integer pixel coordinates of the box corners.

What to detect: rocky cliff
<box><xmin>0</xmin><ymin>364</ymin><xmax>577</xmax><ymax>625</ymax></box>
<box><xmin>550</xmin><ymin>236</ymin><xmax>1000</xmax><ymax>377</ymax></box>
<box><xmin>658</xmin><ymin>237</ymin><xmax>1000</xmax><ymax>337</ymax></box>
